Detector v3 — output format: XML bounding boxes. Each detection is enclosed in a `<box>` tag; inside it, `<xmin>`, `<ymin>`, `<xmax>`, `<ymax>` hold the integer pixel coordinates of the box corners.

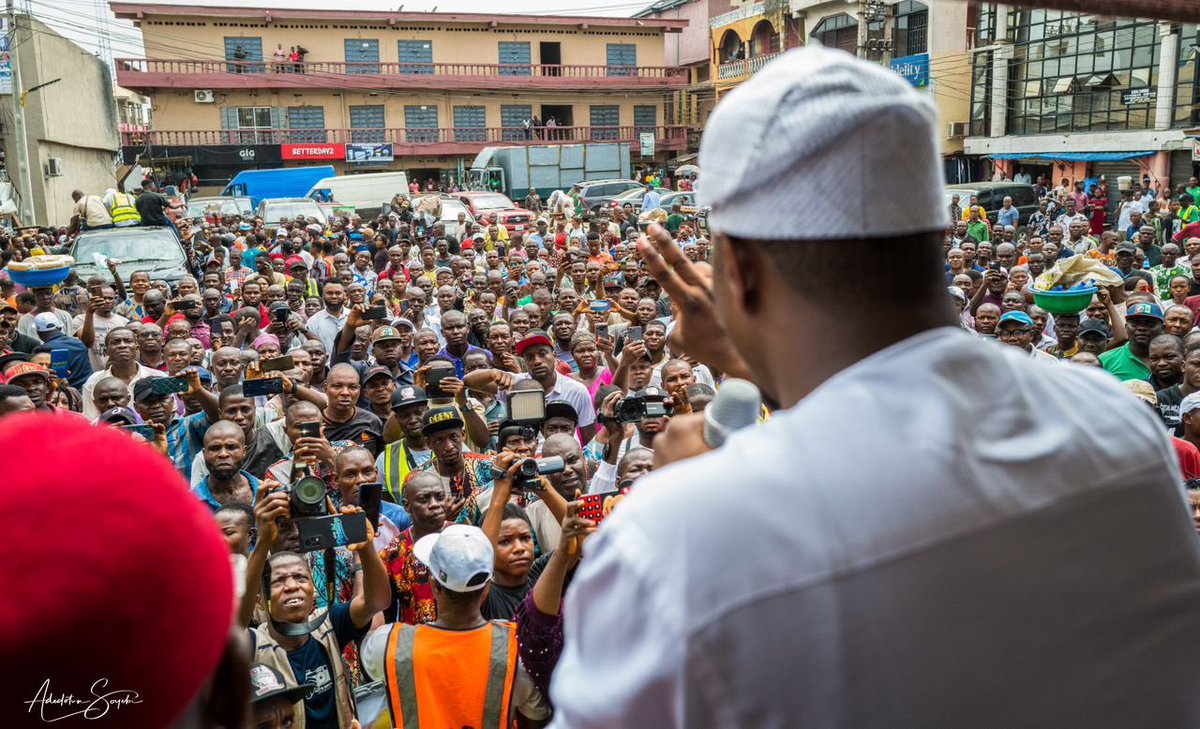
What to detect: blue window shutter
<box><xmin>498</xmin><ymin>42</ymin><xmax>532</xmax><ymax>76</ymax></box>
<box><xmin>398</xmin><ymin>40</ymin><xmax>433</xmax><ymax>74</ymax></box>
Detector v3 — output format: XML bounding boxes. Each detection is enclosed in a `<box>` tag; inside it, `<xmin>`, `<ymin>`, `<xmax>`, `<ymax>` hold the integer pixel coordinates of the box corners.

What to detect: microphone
<box><xmin>702</xmin><ymin>378</ymin><xmax>762</xmax><ymax>449</ymax></box>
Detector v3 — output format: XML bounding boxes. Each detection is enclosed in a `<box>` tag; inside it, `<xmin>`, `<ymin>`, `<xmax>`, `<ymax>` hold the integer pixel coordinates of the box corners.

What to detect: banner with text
<box><xmin>346</xmin><ymin>143</ymin><xmax>394</xmax><ymax>163</ymax></box>
<box><xmin>281</xmin><ymin>143</ymin><xmax>346</xmax><ymax>161</ymax></box>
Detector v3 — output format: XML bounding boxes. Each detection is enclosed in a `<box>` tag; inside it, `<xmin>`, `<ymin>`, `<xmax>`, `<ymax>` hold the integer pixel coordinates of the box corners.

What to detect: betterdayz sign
<box><xmin>281</xmin><ymin>143</ymin><xmax>346</xmax><ymax>161</ymax></box>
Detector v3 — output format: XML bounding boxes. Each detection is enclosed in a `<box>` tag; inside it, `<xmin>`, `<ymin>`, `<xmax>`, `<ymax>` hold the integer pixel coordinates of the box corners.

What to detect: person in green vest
<box><xmin>569</xmin><ymin>184</ymin><xmax>586</xmax><ymax>218</ymax></box>
<box><xmin>1180</xmin><ymin>194</ymin><xmax>1200</xmax><ymax>225</ymax></box>
<box><xmin>1100</xmin><ymin>300</ymin><xmax>1163</xmax><ymax>381</ymax></box>
<box><xmin>378</xmin><ymin>384</ymin><xmax>433</xmax><ymax>502</ymax></box>
<box><xmin>965</xmin><ymin>205</ymin><xmax>990</xmax><ymax>242</ymax></box>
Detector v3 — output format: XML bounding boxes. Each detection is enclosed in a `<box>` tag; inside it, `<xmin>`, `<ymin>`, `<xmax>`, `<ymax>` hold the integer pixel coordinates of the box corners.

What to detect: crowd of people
<box><xmin>5</xmin><ymin>42</ymin><xmax>1200</xmax><ymax>729</ymax></box>
<box><xmin>0</xmin><ymin>169</ymin><xmax>713</xmax><ymax>727</ymax></box>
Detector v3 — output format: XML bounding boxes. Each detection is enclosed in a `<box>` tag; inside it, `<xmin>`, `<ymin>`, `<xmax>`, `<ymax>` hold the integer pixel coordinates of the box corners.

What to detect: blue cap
<box><xmin>997</xmin><ymin>311</ymin><xmax>1034</xmax><ymax>328</ymax></box>
<box><xmin>1126</xmin><ymin>301</ymin><xmax>1164</xmax><ymax>321</ymax></box>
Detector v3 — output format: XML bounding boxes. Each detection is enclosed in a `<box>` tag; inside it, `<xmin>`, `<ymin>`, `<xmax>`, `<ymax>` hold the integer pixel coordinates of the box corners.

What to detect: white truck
<box><xmin>306</xmin><ymin>171</ymin><xmax>410</xmax><ymax>218</ymax></box>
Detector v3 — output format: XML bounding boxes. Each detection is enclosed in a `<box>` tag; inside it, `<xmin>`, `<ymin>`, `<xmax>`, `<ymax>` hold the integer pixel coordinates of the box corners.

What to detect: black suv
<box><xmin>944</xmin><ymin>182</ymin><xmax>1040</xmax><ymax>227</ymax></box>
<box><xmin>576</xmin><ymin>179</ymin><xmax>643</xmax><ymax>213</ymax></box>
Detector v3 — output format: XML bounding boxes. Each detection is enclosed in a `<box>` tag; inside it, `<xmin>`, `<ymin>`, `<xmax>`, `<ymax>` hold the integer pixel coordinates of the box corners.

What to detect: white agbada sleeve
<box><xmin>548</xmin><ymin>516</ymin><xmax>686</xmax><ymax>728</ymax></box>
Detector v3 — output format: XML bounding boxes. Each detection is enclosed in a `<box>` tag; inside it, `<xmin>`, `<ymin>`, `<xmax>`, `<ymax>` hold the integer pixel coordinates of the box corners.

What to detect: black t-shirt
<box><xmin>324</xmin><ymin>408</ymin><xmax>384</xmax><ymax>457</ymax></box>
<box><xmin>135</xmin><ymin>191</ymin><xmax>170</xmax><ymax>225</ymax></box>
<box><xmin>9</xmin><ymin>331</ymin><xmax>39</xmax><ymax>354</ymax></box>
<box><xmin>243</xmin><ymin>433</ymin><xmax>285</xmax><ymax>479</ymax></box>
<box><xmin>250</xmin><ymin>603</ymin><xmax>363</xmax><ymax>729</ymax></box>
<box><xmin>481</xmin><ymin>552</ymin><xmax>550</xmax><ymax>620</ymax></box>
<box><xmin>1156</xmin><ymin>384</ymin><xmax>1185</xmax><ymax>437</ymax></box>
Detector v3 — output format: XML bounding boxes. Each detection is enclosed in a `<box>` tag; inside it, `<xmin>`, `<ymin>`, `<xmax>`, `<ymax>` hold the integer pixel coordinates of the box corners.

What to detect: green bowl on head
<box><xmin>1031</xmin><ymin>286</ymin><xmax>1097</xmax><ymax>314</ymax></box>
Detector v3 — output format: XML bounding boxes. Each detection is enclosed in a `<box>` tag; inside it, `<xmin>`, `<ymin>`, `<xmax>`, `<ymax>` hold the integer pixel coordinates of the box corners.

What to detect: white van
<box><xmin>306</xmin><ymin>171</ymin><xmax>410</xmax><ymax>217</ymax></box>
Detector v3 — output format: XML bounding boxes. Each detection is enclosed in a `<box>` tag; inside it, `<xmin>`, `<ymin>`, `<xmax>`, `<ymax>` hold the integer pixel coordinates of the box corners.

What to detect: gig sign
<box><xmin>281</xmin><ymin>143</ymin><xmax>346</xmax><ymax>161</ymax></box>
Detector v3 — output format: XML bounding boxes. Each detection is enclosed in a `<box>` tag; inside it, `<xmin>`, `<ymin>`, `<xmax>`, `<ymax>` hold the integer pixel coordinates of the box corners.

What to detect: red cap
<box><xmin>515</xmin><ymin>330</ymin><xmax>554</xmax><ymax>355</ymax></box>
<box><xmin>461</xmin><ymin>240</ymin><xmax>475</xmax><ymax>250</ymax></box>
<box><xmin>0</xmin><ymin>414</ymin><xmax>235</xmax><ymax>727</ymax></box>
<box><xmin>269</xmin><ymin>252</ymin><xmax>285</xmax><ymax>261</ymax></box>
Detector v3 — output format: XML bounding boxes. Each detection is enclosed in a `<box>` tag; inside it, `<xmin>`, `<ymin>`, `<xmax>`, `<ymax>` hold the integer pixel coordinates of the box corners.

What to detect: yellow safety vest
<box><xmin>382</xmin><ymin>440</ymin><xmax>415</xmax><ymax>502</ymax></box>
<box><xmin>109</xmin><ymin>193</ymin><xmax>141</xmax><ymax>225</ymax></box>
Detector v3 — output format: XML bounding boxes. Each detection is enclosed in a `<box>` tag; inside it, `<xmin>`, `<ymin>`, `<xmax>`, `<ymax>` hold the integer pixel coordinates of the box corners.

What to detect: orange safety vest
<box><xmin>384</xmin><ymin>620</ymin><xmax>518</xmax><ymax>729</ymax></box>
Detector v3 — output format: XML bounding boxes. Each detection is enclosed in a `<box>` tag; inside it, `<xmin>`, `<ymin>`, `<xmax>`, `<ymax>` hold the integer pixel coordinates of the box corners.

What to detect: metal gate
<box><xmin>590</xmin><ymin>105</ymin><xmax>620</xmax><ymax>141</ymax></box>
<box><xmin>287</xmin><ymin>107</ymin><xmax>327</xmax><ymax>143</ymax></box>
<box><xmin>345</xmin><ymin>39</ymin><xmax>380</xmax><ymax>74</ymax></box>
<box><xmin>224</xmin><ymin>37</ymin><xmax>263</xmax><ymax>73</ymax></box>
<box><xmin>350</xmin><ymin>105</ymin><xmax>386</xmax><ymax>143</ymax></box>
<box><xmin>404</xmin><ymin>106</ymin><xmax>440</xmax><ymax>144</ymax></box>
<box><xmin>501</xmin><ymin>104</ymin><xmax>532</xmax><ymax>142</ymax></box>
<box><xmin>499</xmin><ymin>42</ymin><xmax>532</xmax><ymax>76</ymax></box>
<box><xmin>1171</xmin><ymin>149</ymin><xmax>1198</xmax><ymax>191</ymax></box>
<box><xmin>606</xmin><ymin>43</ymin><xmax>637</xmax><ymax>77</ymax></box>
<box><xmin>398</xmin><ymin>40</ymin><xmax>433</xmax><ymax>74</ymax></box>
<box><xmin>454</xmin><ymin>106</ymin><xmax>487</xmax><ymax>142</ymax></box>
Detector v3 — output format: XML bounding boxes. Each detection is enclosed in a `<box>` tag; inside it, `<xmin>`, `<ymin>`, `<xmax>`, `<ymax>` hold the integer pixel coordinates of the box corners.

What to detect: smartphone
<box><xmin>243</xmin><ymin>378</ymin><xmax>284</xmax><ymax>397</ymax></box>
<box><xmin>150</xmin><ymin>376</ymin><xmax>190</xmax><ymax>396</ymax></box>
<box><xmin>358</xmin><ymin>482</ymin><xmax>383</xmax><ymax>530</ymax></box>
<box><xmin>175</xmin><ymin>299</ymin><xmax>198</xmax><ymax>311</ymax></box>
<box><xmin>589</xmin><ymin>300</ymin><xmax>611</xmax><ymax>312</ymax></box>
<box><xmin>272</xmin><ymin>307</ymin><xmax>290</xmax><ymax>323</ymax></box>
<box><xmin>989</xmin><ymin>261</ymin><xmax>1002</xmax><ymax>272</ymax></box>
<box><xmin>626</xmin><ymin>326</ymin><xmax>643</xmax><ymax>343</ymax></box>
<box><xmin>362</xmin><ymin>305</ymin><xmax>388</xmax><ymax>321</ymax></box>
<box><xmin>261</xmin><ymin>355</ymin><xmax>295</xmax><ymax>373</ymax></box>
<box><xmin>296</xmin><ymin>421</ymin><xmax>322</xmax><ymax>440</ymax></box>
<box><xmin>121</xmin><ymin>424</ymin><xmax>157</xmax><ymax>440</ymax></box>
<box><xmin>297</xmin><ymin>512</ymin><xmax>369</xmax><ymax>553</ymax></box>
<box><xmin>425</xmin><ymin>366</ymin><xmax>456</xmax><ymax>399</ymax></box>
<box><xmin>49</xmin><ymin>349</ymin><xmax>69</xmax><ymax>378</ymax></box>
<box><xmin>578</xmin><ymin>488</ymin><xmax>630</xmax><ymax>525</ymax></box>
<box><xmin>596</xmin><ymin>324</ymin><xmax>609</xmax><ymax>339</ymax></box>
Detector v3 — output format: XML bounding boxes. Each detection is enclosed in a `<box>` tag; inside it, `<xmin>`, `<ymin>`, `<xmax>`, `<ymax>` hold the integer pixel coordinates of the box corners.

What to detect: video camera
<box><xmin>494</xmin><ymin>456</ymin><xmax>565</xmax><ymax>490</ymax></box>
<box><xmin>615</xmin><ymin>390</ymin><xmax>673</xmax><ymax>424</ymax></box>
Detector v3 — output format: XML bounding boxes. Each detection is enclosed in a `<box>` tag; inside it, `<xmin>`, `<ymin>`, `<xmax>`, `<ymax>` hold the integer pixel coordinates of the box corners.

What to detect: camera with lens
<box><xmin>495</xmin><ymin>456</ymin><xmax>565</xmax><ymax>490</ymax></box>
<box><xmin>615</xmin><ymin>393</ymin><xmax>672</xmax><ymax>424</ymax></box>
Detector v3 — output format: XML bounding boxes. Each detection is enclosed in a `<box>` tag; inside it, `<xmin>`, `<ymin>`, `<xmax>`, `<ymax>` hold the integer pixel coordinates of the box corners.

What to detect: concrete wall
<box><xmin>6</xmin><ymin>17</ymin><xmax>118</xmax><ymax>226</ymax></box>
<box><xmin>137</xmin><ymin>16</ymin><xmax>669</xmax><ymax>68</ymax></box>
<box><xmin>150</xmin><ymin>89</ymin><xmax>667</xmax><ymax>132</ymax></box>
<box><xmin>643</xmin><ymin>0</ymin><xmax>714</xmax><ymax>68</ymax></box>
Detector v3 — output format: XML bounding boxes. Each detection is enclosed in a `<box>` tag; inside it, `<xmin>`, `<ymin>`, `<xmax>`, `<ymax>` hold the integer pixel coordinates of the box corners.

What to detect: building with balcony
<box><xmin>710</xmin><ymin>1</ymin><xmax>801</xmax><ymax>99</ymax></box>
<box><xmin>634</xmin><ymin>0</ymin><xmax>729</xmax><ymax>154</ymax></box>
<box><xmin>792</xmin><ymin>0</ymin><xmax>972</xmax><ymax>174</ymax></box>
<box><xmin>965</xmin><ymin>7</ymin><xmax>1200</xmax><ymax>190</ymax></box>
<box><xmin>110</xmin><ymin>3</ymin><xmax>688</xmax><ymax>191</ymax></box>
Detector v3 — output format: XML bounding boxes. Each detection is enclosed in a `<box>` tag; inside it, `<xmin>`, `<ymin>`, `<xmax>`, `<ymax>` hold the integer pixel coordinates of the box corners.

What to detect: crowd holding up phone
<box><xmin>0</xmin><ymin>160</ymin><xmax>718</xmax><ymax>726</ymax></box>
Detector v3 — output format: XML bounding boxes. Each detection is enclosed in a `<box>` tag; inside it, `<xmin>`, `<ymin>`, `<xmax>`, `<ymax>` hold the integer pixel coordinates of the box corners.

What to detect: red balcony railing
<box><xmin>115</xmin><ymin>58</ymin><xmax>688</xmax><ymax>91</ymax></box>
<box><xmin>120</xmin><ymin>125</ymin><xmax>689</xmax><ymax>155</ymax></box>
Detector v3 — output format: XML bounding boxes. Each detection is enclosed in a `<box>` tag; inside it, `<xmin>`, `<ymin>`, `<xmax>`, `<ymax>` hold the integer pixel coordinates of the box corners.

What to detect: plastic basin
<box><xmin>1031</xmin><ymin>286</ymin><xmax>1097</xmax><ymax>314</ymax></box>
<box><xmin>4</xmin><ymin>265</ymin><xmax>72</xmax><ymax>288</ymax></box>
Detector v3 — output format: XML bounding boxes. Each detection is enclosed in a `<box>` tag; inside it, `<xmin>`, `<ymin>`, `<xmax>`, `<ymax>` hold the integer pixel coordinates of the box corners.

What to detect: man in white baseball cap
<box><xmin>551</xmin><ymin>45</ymin><xmax>1200</xmax><ymax>728</ymax></box>
<box><xmin>360</xmin><ymin>524</ymin><xmax>549</xmax><ymax>727</ymax></box>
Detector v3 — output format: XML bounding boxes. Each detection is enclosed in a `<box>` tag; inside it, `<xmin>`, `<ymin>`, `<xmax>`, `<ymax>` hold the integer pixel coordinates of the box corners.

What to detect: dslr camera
<box><xmin>494</xmin><ymin>456</ymin><xmax>565</xmax><ymax>490</ymax></box>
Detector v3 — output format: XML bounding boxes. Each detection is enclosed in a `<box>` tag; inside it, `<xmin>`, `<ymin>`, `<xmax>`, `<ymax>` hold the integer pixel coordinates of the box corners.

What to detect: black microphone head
<box><xmin>703</xmin><ymin>378</ymin><xmax>762</xmax><ymax>449</ymax></box>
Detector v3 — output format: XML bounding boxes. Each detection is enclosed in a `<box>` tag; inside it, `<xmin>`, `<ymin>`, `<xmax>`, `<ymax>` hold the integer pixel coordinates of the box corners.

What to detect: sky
<box><xmin>29</xmin><ymin>0</ymin><xmax>658</xmax><ymax>63</ymax></box>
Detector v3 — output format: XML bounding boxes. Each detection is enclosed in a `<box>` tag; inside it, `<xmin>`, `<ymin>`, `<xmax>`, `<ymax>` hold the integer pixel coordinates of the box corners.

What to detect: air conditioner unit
<box><xmin>44</xmin><ymin>157</ymin><xmax>63</xmax><ymax>177</ymax></box>
<box><xmin>194</xmin><ymin>90</ymin><xmax>215</xmax><ymax>103</ymax></box>
<box><xmin>947</xmin><ymin>122</ymin><xmax>969</xmax><ymax>138</ymax></box>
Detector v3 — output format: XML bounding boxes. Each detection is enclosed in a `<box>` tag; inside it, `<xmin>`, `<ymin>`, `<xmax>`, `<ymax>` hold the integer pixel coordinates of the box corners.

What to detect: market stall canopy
<box><xmin>988</xmin><ymin>152</ymin><xmax>1155</xmax><ymax>162</ymax></box>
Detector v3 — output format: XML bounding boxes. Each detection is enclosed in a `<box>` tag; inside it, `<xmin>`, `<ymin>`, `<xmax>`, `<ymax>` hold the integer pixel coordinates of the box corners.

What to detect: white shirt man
<box><xmin>81</xmin><ymin>363</ymin><xmax>166</xmax><ymax>420</ymax></box>
<box><xmin>305</xmin><ymin>306</ymin><xmax>349</xmax><ymax>355</ymax></box>
<box><xmin>552</xmin><ymin>329</ymin><xmax>1197</xmax><ymax>728</ymax></box>
<box><xmin>72</xmin><ymin>310</ymin><xmax>130</xmax><ymax>369</ymax></box>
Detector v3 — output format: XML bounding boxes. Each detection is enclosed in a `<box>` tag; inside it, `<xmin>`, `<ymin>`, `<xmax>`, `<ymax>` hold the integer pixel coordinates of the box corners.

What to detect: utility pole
<box><xmin>7</xmin><ymin>1</ymin><xmax>34</xmax><ymax>226</ymax></box>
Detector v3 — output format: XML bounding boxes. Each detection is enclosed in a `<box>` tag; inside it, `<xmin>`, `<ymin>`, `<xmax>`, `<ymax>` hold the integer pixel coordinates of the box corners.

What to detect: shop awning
<box><xmin>988</xmin><ymin>151</ymin><xmax>1155</xmax><ymax>162</ymax></box>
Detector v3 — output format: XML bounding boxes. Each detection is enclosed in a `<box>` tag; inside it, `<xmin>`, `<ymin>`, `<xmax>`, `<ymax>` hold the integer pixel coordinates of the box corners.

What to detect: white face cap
<box><xmin>413</xmin><ymin>524</ymin><xmax>494</xmax><ymax>592</ymax></box>
<box><xmin>698</xmin><ymin>46</ymin><xmax>948</xmax><ymax>240</ymax></box>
